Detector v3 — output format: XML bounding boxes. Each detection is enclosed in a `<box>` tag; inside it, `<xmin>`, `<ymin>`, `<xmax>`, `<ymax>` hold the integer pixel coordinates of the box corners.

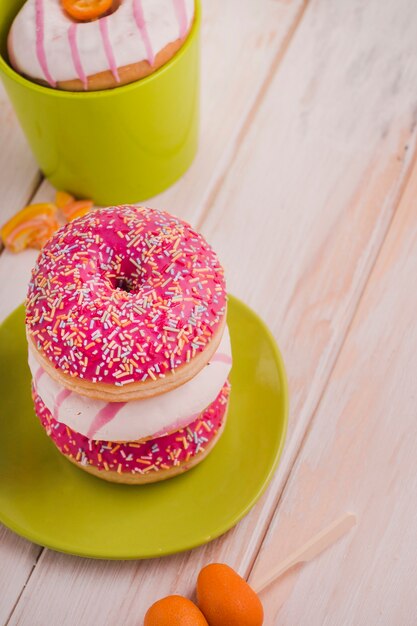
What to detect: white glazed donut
<box><xmin>29</xmin><ymin>325</ymin><xmax>232</xmax><ymax>442</ymax></box>
<box><xmin>8</xmin><ymin>0</ymin><xmax>195</xmax><ymax>90</ymax></box>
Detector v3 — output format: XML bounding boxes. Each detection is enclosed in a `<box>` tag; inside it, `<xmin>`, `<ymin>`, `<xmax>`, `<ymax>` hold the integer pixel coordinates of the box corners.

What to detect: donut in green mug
<box><xmin>8</xmin><ymin>0</ymin><xmax>195</xmax><ymax>91</ymax></box>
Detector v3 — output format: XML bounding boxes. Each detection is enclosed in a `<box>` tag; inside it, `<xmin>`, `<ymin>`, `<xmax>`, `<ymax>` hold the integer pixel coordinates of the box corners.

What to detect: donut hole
<box><xmin>115</xmin><ymin>277</ymin><xmax>134</xmax><ymax>293</ymax></box>
<box><xmin>109</xmin><ymin>257</ymin><xmax>143</xmax><ymax>295</ymax></box>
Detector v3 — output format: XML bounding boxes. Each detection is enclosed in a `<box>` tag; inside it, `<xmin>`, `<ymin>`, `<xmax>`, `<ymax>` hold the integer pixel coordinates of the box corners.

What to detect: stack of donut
<box><xmin>26</xmin><ymin>205</ymin><xmax>231</xmax><ymax>484</ymax></box>
<box><xmin>8</xmin><ymin>0</ymin><xmax>195</xmax><ymax>90</ymax></box>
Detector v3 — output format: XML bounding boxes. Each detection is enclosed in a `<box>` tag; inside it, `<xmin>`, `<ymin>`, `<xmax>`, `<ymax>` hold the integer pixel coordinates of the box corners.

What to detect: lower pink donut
<box><xmin>32</xmin><ymin>381</ymin><xmax>230</xmax><ymax>476</ymax></box>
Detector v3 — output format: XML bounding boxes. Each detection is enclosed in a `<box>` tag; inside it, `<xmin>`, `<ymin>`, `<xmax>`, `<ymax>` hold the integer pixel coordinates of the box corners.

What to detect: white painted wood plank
<box><xmin>0</xmin><ymin>82</ymin><xmax>41</xmax><ymax>224</ymax></box>
<box><xmin>7</xmin><ymin>0</ymin><xmax>417</xmax><ymax>624</ymax></box>
<box><xmin>151</xmin><ymin>0</ymin><xmax>307</xmax><ymax>219</ymax></box>
<box><xmin>194</xmin><ymin>1</ymin><xmax>417</xmax><ymax>583</ymax></box>
<box><xmin>0</xmin><ymin>75</ymin><xmax>55</xmax><ymax>626</ymax></box>
<box><xmin>249</xmin><ymin>151</ymin><xmax>417</xmax><ymax>626</ymax></box>
<box><xmin>0</xmin><ymin>527</ymin><xmax>40</xmax><ymax>626</ymax></box>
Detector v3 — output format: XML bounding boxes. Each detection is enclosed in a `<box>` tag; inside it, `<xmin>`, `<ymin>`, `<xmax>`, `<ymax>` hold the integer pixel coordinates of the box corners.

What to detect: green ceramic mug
<box><xmin>0</xmin><ymin>0</ymin><xmax>200</xmax><ymax>205</ymax></box>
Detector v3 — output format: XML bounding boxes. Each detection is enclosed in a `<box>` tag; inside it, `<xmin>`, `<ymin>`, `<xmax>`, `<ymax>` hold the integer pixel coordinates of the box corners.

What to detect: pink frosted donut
<box><xmin>33</xmin><ymin>380</ymin><xmax>230</xmax><ymax>484</ymax></box>
<box><xmin>26</xmin><ymin>205</ymin><xmax>227</xmax><ymax>402</ymax></box>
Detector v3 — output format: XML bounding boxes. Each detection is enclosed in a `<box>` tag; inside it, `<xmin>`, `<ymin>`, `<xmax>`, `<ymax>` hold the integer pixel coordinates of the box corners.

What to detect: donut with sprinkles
<box><xmin>26</xmin><ymin>205</ymin><xmax>227</xmax><ymax>401</ymax></box>
<box><xmin>27</xmin><ymin>204</ymin><xmax>231</xmax><ymax>484</ymax></box>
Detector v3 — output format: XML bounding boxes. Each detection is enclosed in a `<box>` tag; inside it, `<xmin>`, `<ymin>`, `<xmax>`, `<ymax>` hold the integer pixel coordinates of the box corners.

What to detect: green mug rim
<box><xmin>0</xmin><ymin>0</ymin><xmax>200</xmax><ymax>99</ymax></box>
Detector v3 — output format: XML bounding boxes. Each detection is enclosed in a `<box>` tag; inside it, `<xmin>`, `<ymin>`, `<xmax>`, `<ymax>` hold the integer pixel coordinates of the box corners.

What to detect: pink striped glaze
<box><xmin>211</xmin><ymin>353</ymin><xmax>233</xmax><ymax>365</ymax></box>
<box><xmin>173</xmin><ymin>0</ymin><xmax>188</xmax><ymax>39</ymax></box>
<box><xmin>34</xmin><ymin>0</ymin><xmax>56</xmax><ymax>86</ymax></box>
<box><xmin>99</xmin><ymin>17</ymin><xmax>120</xmax><ymax>83</ymax></box>
<box><xmin>151</xmin><ymin>413</ymin><xmax>199</xmax><ymax>439</ymax></box>
<box><xmin>53</xmin><ymin>388</ymin><xmax>71</xmax><ymax>420</ymax></box>
<box><xmin>133</xmin><ymin>0</ymin><xmax>155</xmax><ymax>66</ymax></box>
<box><xmin>86</xmin><ymin>402</ymin><xmax>125</xmax><ymax>439</ymax></box>
<box><xmin>68</xmin><ymin>24</ymin><xmax>87</xmax><ymax>90</ymax></box>
<box><xmin>33</xmin><ymin>381</ymin><xmax>230</xmax><ymax>475</ymax></box>
<box><xmin>30</xmin><ymin>328</ymin><xmax>231</xmax><ymax>442</ymax></box>
<box><xmin>34</xmin><ymin>367</ymin><xmax>44</xmax><ymax>386</ymax></box>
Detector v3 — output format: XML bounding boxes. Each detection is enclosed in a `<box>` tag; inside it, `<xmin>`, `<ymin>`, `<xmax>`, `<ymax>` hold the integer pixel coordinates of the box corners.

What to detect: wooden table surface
<box><xmin>1</xmin><ymin>1</ymin><xmax>417</xmax><ymax>624</ymax></box>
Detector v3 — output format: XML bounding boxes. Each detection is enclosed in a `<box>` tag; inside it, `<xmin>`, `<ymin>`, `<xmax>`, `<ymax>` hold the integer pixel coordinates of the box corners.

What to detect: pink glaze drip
<box><xmin>33</xmin><ymin>381</ymin><xmax>230</xmax><ymax>475</ymax></box>
<box><xmin>99</xmin><ymin>17</ymin><xmax>120</xmax><ymax>83</ymax></box>
<box><xmin>68</xmin><ymin>24</ymin><xmax>87</xmax><ymax>90</ymax></box>
<box><xmin>35</xmin><ymin>0</ymin><xmax>56</xmax><ymax>86</ymax></box>
<box><xmin>26</xmin><ymin>206</ymin><xmax>226</xmax><ymax>386</ymax></box>
<box><xmin>151</xmin><ymin>413</ymin><xmax>199</xmax><ymax>439</ymax></box>
<box><xmin>133</xmin><ymin>0</ymin><xmax>155</xmax><ymax>66</ymax></box>
<box><xmin>53</xmin><ymin>388</ymin><xmax>71</xmax><ymax>420</ymax></box>
<box><xmin>211</xmin><ymin>352</ymin><xmax>233</xmax><ymax>365</ymax></box>
<box><xmin>86</xmin><ymin>402</ymin><xmax>125</xmax><ymax>439</ymax></box>
<box><xmin>34</xmin><ymin>366</ymin><xmax>44</xmax><ymax>386</ymax></box>
<box><xmin>173</xmin><ymin>0</ymin><xmax>188</xmax><ymax>39</ymax></box>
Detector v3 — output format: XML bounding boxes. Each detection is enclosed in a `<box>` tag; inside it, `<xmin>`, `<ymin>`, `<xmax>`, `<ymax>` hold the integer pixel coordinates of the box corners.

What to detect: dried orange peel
<box><xmin>0</xmin><ymin>203</ymin><xmax>60</xmax><ymax>253</ymax></box>
<box><xmin>55</xmin><ymin>191</ymin><xmax>74</xmax><ymax>210</ymax></box>
<box><xmin>61</xmin><ymin>0</ymin><xmax>112</xmax><ymax>22</ymax></box>
<box><xmin>57</xmin><ymin>192</ymin><xmax>94</xmax><ymax>222</ymax></box>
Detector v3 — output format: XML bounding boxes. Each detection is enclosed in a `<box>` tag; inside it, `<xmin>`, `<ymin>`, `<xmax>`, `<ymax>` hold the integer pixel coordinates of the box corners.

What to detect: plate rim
<box><xmin>0</xmin><ymin>295</ymin><xmax>289</xmax><ymax>559</ymax></box>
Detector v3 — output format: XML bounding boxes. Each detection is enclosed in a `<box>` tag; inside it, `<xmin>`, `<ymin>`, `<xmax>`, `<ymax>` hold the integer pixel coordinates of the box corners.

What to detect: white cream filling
<box><xmin>30</xmin><ymin>325</ymin><xmax>232</xmax><ymax>442</ymax></box>
<box><xmin>10</xmin><ymin>0</ymin><xmax>195</xmax><ymax>84</ymax></box>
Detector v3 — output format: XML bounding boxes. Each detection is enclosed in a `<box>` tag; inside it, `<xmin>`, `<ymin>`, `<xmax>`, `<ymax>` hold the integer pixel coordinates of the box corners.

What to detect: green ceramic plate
<box><xmin>0</xmin><ymin>296</ymin><xmax>288</xmax><ymax>559</ymax></box>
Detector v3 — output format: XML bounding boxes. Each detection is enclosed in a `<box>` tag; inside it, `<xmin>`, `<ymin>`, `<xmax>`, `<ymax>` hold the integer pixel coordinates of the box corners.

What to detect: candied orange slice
<box><xmin>8</xmin><ymin>219</ymin><xmax>59</xmax><ymax>252</ymax></box>
<box><xmin>1</xmin><ymin>203</ymin><xmax>59</xmax><ymax>253</ymax></box>
<box><xmin>1</xmin><ymin>203</ymin><xmax>57</xmax><ymax>239</ymax></box>
<box><xmin>55</xmin><ymin>191</ymin><xmax>74</xmax><ymax>210</ymax></box>
<box><xmin>61</xmin><ymin>0</ymin><xmax>112</xmax><ymax>21</ymax></box>
<box><xmin>61</xmin><ymin>199</ymin><xmax>94</xmax><ymax>221</ymax></box>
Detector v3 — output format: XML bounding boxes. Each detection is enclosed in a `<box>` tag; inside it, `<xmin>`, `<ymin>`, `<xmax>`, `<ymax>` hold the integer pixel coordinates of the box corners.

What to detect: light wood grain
<box><xmin>249</xmin><ymin>150</ymin><xmax>417</xmax><ymax>626</ymax></box>
<box><xmin>0</xmin><ymin>84</ymin><xmax>41</xmax><ymax>225</ymax></box>
<box><xmin>195</xmin><ymin>0</ymin><xmax>417</xmax><ymax>582</ymax></box>
<box><xmin>254</xmin><ymin>512</ymin><xmax>357</xmax><ymax>593</ymax></box>
<box><xmin>151</xmin><ymin>0</ymin><xmax>308</xmax><ymax>222</ymax></box>
<box><xmin>0</xmin><ymin>527</ymin><xmax>40</xmax><ymax>626</ymax></box>
<box><xmin>0</xmin><ymin>88</ymin><xmax>55</xmax><ymax>626</ymax></box>
<box><xmin>5</xmin><ymin>0</ymin><xmax>417</xmax><ymax>624</ymax></box>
